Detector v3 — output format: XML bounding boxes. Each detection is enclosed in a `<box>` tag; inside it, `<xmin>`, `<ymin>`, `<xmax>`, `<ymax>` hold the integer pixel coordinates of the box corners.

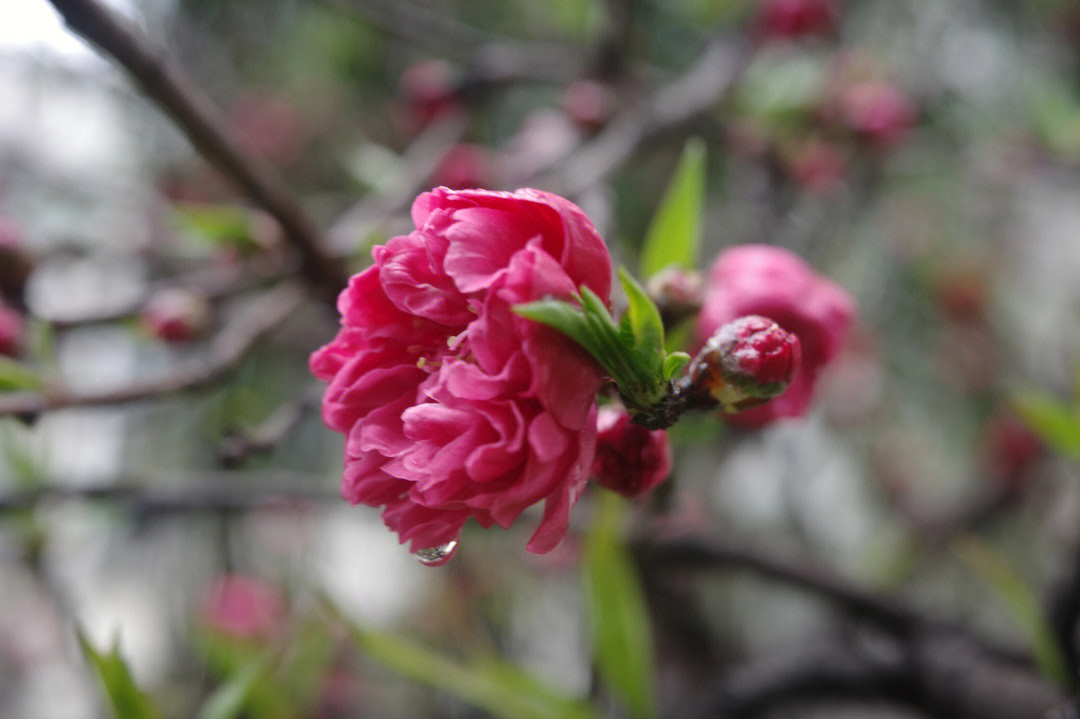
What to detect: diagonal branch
<box><xmin>45</xmin><ymin>0</ymin><xmax>348</xmax><ymax>299</ymax></box>
<box><xmin>0</xmin><ymin>282</ymin><xmax>305</xmax><ymax>416</ymax></box>
<box><xmin>637</xmin><ymin>533</ymin><xmax>921</xmax><ymax>633</ymax></box>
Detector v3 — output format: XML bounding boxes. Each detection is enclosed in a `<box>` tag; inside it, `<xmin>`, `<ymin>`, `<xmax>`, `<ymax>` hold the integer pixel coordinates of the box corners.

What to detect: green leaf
<box><xmin>1012</xmin><ymin>392</ymin><xmax>1080</xmax><ymax>459</ymax></box>
<box><xmin>513</xmin><ymin>299</ymin><xmax>608</xmax><ymax>363</ymax></box>
<box><xmin>197</xmin><ymin>659</ymin><xmax>266</xmax><ymax>719</ymax></box>
<box><xmin>171</xmin><ymin>204</ymin><xmax>258</xmax><ymax>253</ymax></box>
<box><xmin>618</xmin><ymin>268</ymin><xmax>665</xmax><ymax>371</ymax></box>
<box><xmin>639</xmin><ymin>138</ymin><xmax>706</xmax><ymax>280</ymax></box>
<box><xmin>327</xmin><ymin>603</ymin><xmax>601</xmax><ymax>719</ymax></box>
<box><xmin>953</xmin><ymin>536</ymin><xmax>1071</xmax><ymax>688</ymax></box>
<box><xmin>0</xmin><ymin>357</ymin><xmax>44</xmax><ymax>393</ymax></box>
<box><xmin>76</xmin><ymin>628</ymin><xmax>162</xmax><ymax>719</ymax></box>
<box><xmin>582</xmin><ymin>491</ymin><xmax>658</xmax><ymax>719</ymax></box>
<box><xmin>662</xmin><ymin>352</ymin><xmax>690</xmax><ymax>380</ymax></box>
<box><xmin>734</xmin><ymin>52</ymin><xmax>827</xmax><ymax>129</ymax></box>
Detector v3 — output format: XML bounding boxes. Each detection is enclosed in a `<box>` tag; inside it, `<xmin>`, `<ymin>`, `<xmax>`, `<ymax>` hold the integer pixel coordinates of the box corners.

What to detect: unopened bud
<box><xmin>593</xmin><ymin>405</ymin><xmax>672</xmax><ymax>498</ymax></box>
<box><xmin>141</xmin><ymin>287</ymin><xmax>212</xmax><ymax>344</ymax></box>
<box><xmin>0</xmin><ymin>300</ymin><xmax>24</xmax><ymax>358</ymax></box>
<box><xmin>561</xmin><ymin>80</ymin><xmax>615</xmax><ymax>133</ymax></box>
<box><xmin>688</xmin><ymin>315</ymin><xmax>800</xmax><ymax>412</ymax></box>
<box><xmin>0</xmin><ymin>219</ymin><xmax>35</xmax><ymax>305</ymax></box>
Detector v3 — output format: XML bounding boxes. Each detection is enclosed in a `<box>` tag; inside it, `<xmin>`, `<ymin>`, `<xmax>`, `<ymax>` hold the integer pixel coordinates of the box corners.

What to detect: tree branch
<box><xmin>637</xmin><ymin>533</ymin><xmax>921</xmax><ymax>633</ymax></box>
<box><xmin>326</xmin><ymin>0</ymin><xmax>587</xmax><ymax>84</ymax></box>
<box><xmin>46</xmin><ymin>0</ymin><xmax>348</xmax><ymax>299</ymax></box>
<box><xmin>0</xmin><ymin>282</ymin><xmax>305</xmax><ymax>416</ymax></box>
<box><xmin>0</xmin><ymin>476</ymin><xmax>337</xmax><ymax>515</ymax></box>
<box><xmin>216</xmin><ymin>384</ymin><xmax>324</xmax><ymax>467</ymax></box>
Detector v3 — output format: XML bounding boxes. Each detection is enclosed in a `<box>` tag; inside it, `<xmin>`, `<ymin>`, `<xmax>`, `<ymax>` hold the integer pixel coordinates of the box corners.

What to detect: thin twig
<box><xmin>0</xmin><ymin>282</ymin><xmax>306</xmax><ymax>416</ymax></box>
<box><xmin>216</xmin><ymin>384</ymin><xmax>324</xmax><ymax>467</ymax></box>
<box><xmin>0</xmin><ymin>477</ymin><xmax>337</xmax><ymax>515</ymax></box>
<box><xmin>326</xmin><ymin>0</ymin><xmax>587</xmax><ymax>83</ymax></box>
<box><xmin>41</xmin><ymin>253</ymin><xmax>298</xmax><ymax>329</ymax></box>
<box><xmin>637</xmin><ymin>533</ymin><xmax>921</xmax><ymax>633</ymax></box>
<box><xmin>46</xmin><ymin>0</ymin><xmax>348</xmax><ymax>299</ymax></box>
<box><xmin>527</xmin><ymin>37</ymin><xmax>749</xmax><ymax>197</ymax></box>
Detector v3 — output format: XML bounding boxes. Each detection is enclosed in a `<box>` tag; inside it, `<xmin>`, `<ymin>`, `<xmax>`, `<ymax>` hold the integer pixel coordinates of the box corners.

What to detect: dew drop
<box><xmin>413</xmin><ymin>541</ymin><xmax>458</xmax><ymax>567</ymax></box>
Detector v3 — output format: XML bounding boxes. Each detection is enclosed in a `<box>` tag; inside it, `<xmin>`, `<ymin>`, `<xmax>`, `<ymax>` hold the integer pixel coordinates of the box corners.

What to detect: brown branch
<box><xmin>685</xmin><ymin>640</ymin><xmax>909</xmax><ymax>718</ymax></box>
<box><xmin>642</xmin><ymin>534</ymin><xmax>1077</xmax><ymax>719</ymax></box>
<box><xmin>216</xmin><ymin>384</ymin><xmax>324</xmax><ymax>467</ymax></box>
<box><xmin>0</xmin><ymin>282</ymin><xmax>305</xmax><ymax>416</ymax></box>
<box><xmin>40</xmin><ymin>253</ymin><xmax>298</xmax><ymax>329</ymax></box>
<box><xmin>527</xmin><ymin>37</ymin><xmax>749</xmax><ymax>197</ymax></box>
<box><xmin>46</xmin><ymin>0</ymin><xmax>348</xmax><ymax>300</ymax></box>
<box><xmin>326</xmin><ymin>0</ymin><xmax>587</xmax><ymax>84</ymax></box>
<box><xmin>0</xmin><ymin>476</ymin><xmax>337</xmax><ymax>515</ymax></box>
<box><xmin>637</xmin><ymin>533</ymin><xmax>921</xmax><ymax>633</ymax></box>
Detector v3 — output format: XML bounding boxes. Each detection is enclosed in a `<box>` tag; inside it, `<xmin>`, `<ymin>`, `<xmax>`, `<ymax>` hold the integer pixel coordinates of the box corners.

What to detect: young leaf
<box><xmin>662</xmin><ymin>352</ymin><xmax>690</xmax><ymax>381</ymax></box>
<box><xmin>0</xmin><ymin>357</ymin><xmax>44</xmax><ymax>393</ymax></box>
<box><xmin>1011</xmin><ymin>392</ymin><xmax>1080</xmax><ymax>459</ymax></box>
<box><xmin>953</xmin><ymin>536</ymin><xmax>1071</xmax><ymax>688</ymax></box>
<box><xmin>582</xmin><ymin>491</ymin><xmax>658</xmax><ymax>719</ymax></box>
<box><xmin>514</xmin><ymin>299</ymin><xmax>608</xmax><ymax>363</ymax></box>
<box><xmin>76</xmin><ymin>628</ymin><xmax>161</xmax><ymax>719</ymax></box>
<box><xmin>326</xmin><ymin>601</ymin><xmax>601</xmax><ymax>719</ymax></box>
<box><xmin>639</xmin><ymin>137</ymin><xmax>706</xmax><ymax>280</ymax></box>
<box><xmin>197</xmin><ymin>659</ymin><xmax>267</xmax><ymax>719</ymax></box>
<box><xmin>618</xmin><ymin>268</ymin><xmax>665</xmax><ymax>374</ymax></box>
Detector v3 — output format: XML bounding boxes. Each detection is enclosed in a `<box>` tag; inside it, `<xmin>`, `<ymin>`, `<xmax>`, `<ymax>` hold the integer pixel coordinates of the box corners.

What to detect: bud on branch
<box><xmin>515</xmin><ymin>270</ymin><xmax>801</xmax><ymax>429</ymax></box>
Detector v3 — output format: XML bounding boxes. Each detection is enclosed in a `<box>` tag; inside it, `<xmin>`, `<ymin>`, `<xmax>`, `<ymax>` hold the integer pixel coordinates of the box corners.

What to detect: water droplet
<box><xmin>413</xmin><ymin>541</ymin><xmax>458</xmax><ymax>567</ymax></box>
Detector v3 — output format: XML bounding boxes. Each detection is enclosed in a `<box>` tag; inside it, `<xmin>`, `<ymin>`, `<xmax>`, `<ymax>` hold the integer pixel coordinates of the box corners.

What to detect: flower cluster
<box><xmin>311</xmin><ymin>188</ymin><xmax>612</xmax><ymax>556</ymax></box>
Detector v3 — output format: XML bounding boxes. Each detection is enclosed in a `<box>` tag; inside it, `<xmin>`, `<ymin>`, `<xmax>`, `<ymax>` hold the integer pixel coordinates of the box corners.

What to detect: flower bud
<box><xmin>592</xmin><ymin>406</ymin><xmax>672</xmax><ymax>498</ymax></box>
<box><xmin>399</xmin><ymin>60</ymin><xmax>461</xmax><ymax>133</ymax></box>
<box><xmin>140</xmin><ymin>287</ymin><xmax>212</xmax><ymax>343</ymax></box>
<box><xmin>755</xmin><ymin>0</ymin><xmax>841</xmax><ymax>40</ymax></box>
<box><xmin>788</xmin><ymin>139</ymin><xmax>847</xmax><ymax>194</ymax></box>
<box><xmin>197</xmin><ymin>574</ymin><xmax>285</xmax><ymax>641</ymax></box>
<box><xmin>688</xmin><ymin>315</ymin><xmax>800</xmax><ymax>412</ymax></box>
<box><xmin>839</xmin><ymin>80</ymin><xmax>916</xmax><ymax>150</ymax></box>
<box><xmin>561</xmin><ymin>80</ymin><xmax>615</xmax><ymax>133</ymax></box>
<box><xmin>981</xmin><ymin>409</ymin><xmax>1044</xmax><ymax>495</ymax></box>
<box><xmin>0</xmin><ymin>300</ymin><xmax>24</xmax><ymax>358</ymax></box>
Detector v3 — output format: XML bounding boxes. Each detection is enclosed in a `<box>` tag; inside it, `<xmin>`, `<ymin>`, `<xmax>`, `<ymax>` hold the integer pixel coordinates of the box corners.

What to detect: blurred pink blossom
<box><xmin>839</xmin><ymin>80</ymin><xmax>917</xmax><ymax>150</ymax></box>
<box><xmin>430</xmin><ymin>144</ymin><xmax>492</xmax><ymax>190</ymax></box>
<box><xmin>311</xmin><ymin>188</ymin><xmax>612</xmax><ymax>558</ymax></box>
<box><xmin>755</xmin><ymin>0</ymin><xmax>840</xmax><ymax>40</ymax></box>
<box><xmin>696</xmin><ymin>245</ymin><xmax>854</xmax><ymax>426</ymax></box>
<box><xmin>140</xmin><ymin>287</ymin><xmax>212</xmax><ymax>343</ymax></box>
<box><xmin>197</xmin><ymin>574</ymin><xmax>285</xmax><ymax>640</ymax></box>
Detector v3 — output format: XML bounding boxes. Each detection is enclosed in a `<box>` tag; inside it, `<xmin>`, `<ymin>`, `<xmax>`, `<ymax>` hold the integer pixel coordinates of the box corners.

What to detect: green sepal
<box><xmin>662</xmin><ymin>352</ymin><xmax>690</xmax><ymax>381</ymax></box>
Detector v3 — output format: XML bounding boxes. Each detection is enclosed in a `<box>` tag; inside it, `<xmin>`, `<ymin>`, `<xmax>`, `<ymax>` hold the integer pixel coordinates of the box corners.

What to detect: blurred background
<box><xmin>2</xmin><ymin>0</ymin><xmax>1080</xmax><ymax>717</ymax></box>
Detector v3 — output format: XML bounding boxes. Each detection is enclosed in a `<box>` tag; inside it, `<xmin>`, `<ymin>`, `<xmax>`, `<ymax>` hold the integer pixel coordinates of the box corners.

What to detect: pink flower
<box><xmin>696</xmin><ymin>245</ymin><xmax>854</xmax><ymax>426</ymax></box>
<box><xmin>592</xmin><ymin>406</ymin><xmax>672</xmax><ymax>498</ymax></box>
<box><xmin>311</xmin><ymin>188</ymin><xmax>613</xmax><ymax>556</ymax></box>
<box><xmin>839</xmin><ymin>81</ymin><xmax>916</xmax><ymax>150</ymax></box>
<box><xmin>755</xmin><ymin>0</ymin><xmax>840</xmax><ymax>40</ymax></box>
<box><xmin>197</xmin><ymin>574</ymin><xmax>285</xmax><ymax>640</ymax></box>
<box><xmin>0</xmin><ymin>300</ymin><xmax>24</xmax><ymax>358</ymax></box>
